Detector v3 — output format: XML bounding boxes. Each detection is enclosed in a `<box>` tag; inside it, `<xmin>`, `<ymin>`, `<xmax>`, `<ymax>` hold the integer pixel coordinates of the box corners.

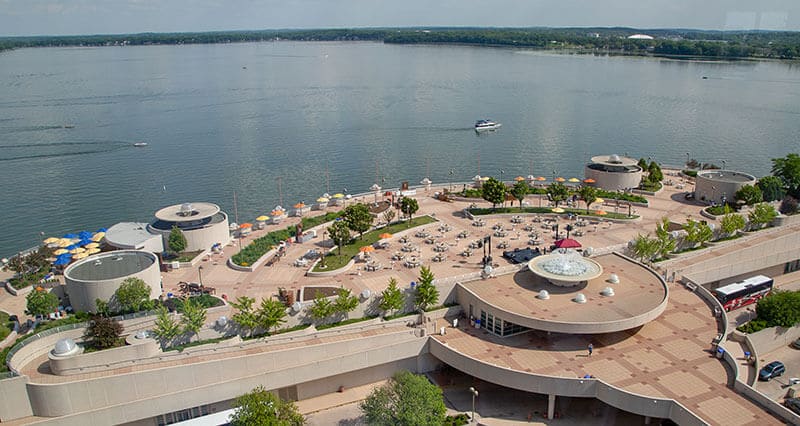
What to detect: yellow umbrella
<box><xmin>316</xmin><ymin>197</ymin><xmax>329</xmax><ymax>203</ymax></box>
<box><xmin>91</xmin><ymin>232</ymin><xmax>105</xmax><ymax>242</ymax></box>
<box><xmin>256</xmin><ymin>215</ymin><xmax>269</xmax><ymax>221</ymax></box>
<box><xmin>332</xmin><ymin>193</ymin><xmax>345</xmax><ymax>199</ymax></box>
<box><xmin>594</xmin><ymin>198</ymin><xmax>605</xmax><ymax>204</ymax></box>
<box><xmin>84</xmin><ymin>242</ymin><xmax>100</xmax><ymax>249</ymax></box>
<box><xmin>551</xmin><ymin>207</ymin><xmax>565</xmax><ymax>213</ymax></box>
<box><xmin>555</xmin><ymin>177</ymin><xmax>566</xmax><ymax>182</ymax></box>
<box><xmin>85</xmin><ymin>248</ymin><xmax>101</xmax><ymax>255</ymax></box>
<box><xmin>568</xmin><ymin>177</ymin><xmax>580</xmax><ymax>183</ymax></box>
<box><xmin>58</xmin><ymin>239</ymin><xmax>73</xmax><ymax>247</ymax></box>
<box><xmin>73</xmin><ymin>252</ymin><xmax>89</xmax><ymax>260</ymax></box>
<box><xmin>43</xmin><ymin>237</ymin><xmax>59</xmax><ymax>244</ymax></box>
<box><xmin>70</xmin><ymin>247</ymin><xmax>86</xmax><ymax>254</ymax></box>
<box><xmin>379</xmin><ymin>233</ymin><xmax>393</xmax><ymax>239</ymax></box>
<box><xmin>514</xmin><ymin>176</ymin><xmax>525</xmax><ymax>182</ymax></box>
<box><xmin>480</xmin><ymin>176</ymin><xmax>490</xmax><ymax>181</ymax></box>
<box><xmin>53</xmin><ymin>249</ymin><xmax>69</xmax><ymax>255</ymax></box>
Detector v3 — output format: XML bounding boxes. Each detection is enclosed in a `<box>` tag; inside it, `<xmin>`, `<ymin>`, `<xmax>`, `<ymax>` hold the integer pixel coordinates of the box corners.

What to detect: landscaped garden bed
<box><xmin>468</xmin><ymin>206</ymin><xmax>637</xmax><ymax>220</ymax></box>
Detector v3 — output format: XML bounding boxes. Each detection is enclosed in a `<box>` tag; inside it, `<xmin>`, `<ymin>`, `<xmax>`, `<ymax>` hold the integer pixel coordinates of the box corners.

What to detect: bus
<box><xmin>712</xmin><ymin>275</ymin><xmax>774</xmax><ymax>312</ymax></box>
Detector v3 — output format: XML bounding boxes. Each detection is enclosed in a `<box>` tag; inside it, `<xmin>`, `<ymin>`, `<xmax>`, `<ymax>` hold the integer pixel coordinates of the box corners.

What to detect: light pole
<box><xmin>449</xmin><ymin>169</ymin><xmax>455</xmax><ymax>192</ymax></box>
<box><xmin>198</xmin><ymin>266</ymin><xmax>204</xmax><ymax>287</ymax></box>
<box><xmin>686</xmin><ymin>152</ymin><xmax>690</xmax><ymax>169</ymax></box>
<box><xmin>321</xmin><ymin>231</ymin><xmax>327</xmax><ymax>268</ymax></box>
<box><xmin>722</xmin><ymin>160</ymin><xmax>727</xmax><ymax>170</ymax></box>
<box><xmin>469</xmin><ymin>387</ymin><xmax>479</xmax><ymax>423</ymax></box>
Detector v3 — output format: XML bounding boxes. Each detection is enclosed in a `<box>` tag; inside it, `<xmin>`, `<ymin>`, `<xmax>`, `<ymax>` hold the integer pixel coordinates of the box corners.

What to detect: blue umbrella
<box><xmin>66</xmin><ymin>244</ymin><xmax>79</xmax><ymax>250</ymax></box>
<box><xmin>63</xmin><ymin>233</ymin><xmax>78</xmax><ymax>239</ymax></box>
<box><xmin>57</xmin><ymin>253</ymin><xmax>72</xmax><ymax>258</ymax></box>
<box><xmin>80</xmin><ymin>239</ymin><xmax>92</xmax><ymax>246</ymax></box>
<box><xmin>53</xmin><ymin>257</ymin><xmax>71</xmax><ymax>266</ymax></box>
<box><xmin>78</xmin><ymin>231</ymin><xmax>93</xmax><ymax>239</ymax></box>
<box><xmin>96</xmin><ymin>227</ymin><xmax>108</xmax><ymax>233</ymax></box>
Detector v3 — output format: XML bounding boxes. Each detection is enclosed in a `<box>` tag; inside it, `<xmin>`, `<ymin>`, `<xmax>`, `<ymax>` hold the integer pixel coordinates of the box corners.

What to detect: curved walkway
<box><xmin>432</xmin><ymin>282</ymin><xmax>782</xmax><ymax>425</ymax></box>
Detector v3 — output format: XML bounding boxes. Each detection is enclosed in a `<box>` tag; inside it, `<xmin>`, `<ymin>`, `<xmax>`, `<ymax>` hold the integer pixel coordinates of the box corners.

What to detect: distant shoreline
<box><xmin>1</xmin><ymin>27</ymin><xmax>799</xmax><ymax>60</ymax></box>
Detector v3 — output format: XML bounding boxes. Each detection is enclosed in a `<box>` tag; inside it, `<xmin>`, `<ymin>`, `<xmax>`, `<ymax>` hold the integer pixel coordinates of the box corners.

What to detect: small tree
<box><xmin>114</xmin><ymin>277</ymin><xmax>151</xmax><ymax>313</ymax></box>
<box><xmin>95</xmin><ymin>298</ymin><xmax>111</xmax><ymax>317</ymax></box>
<box><xmin>780</xmin><ymin>196</ymin><xmax>798</xmax><ymax>215</ymax></box>
<box><xmin>756</xmin><ymin>290</ymin><xmax>800</xmax><ymax>328</ymax></box>
<box><xmin>180</xmin><ymin>298</ymin><xmax>207</xmax><ymax>340</ymax></box>
<box><xmin>757</xmin><ymin>176</ymin><xmax>786</xmax><ymax>202</ymax></box>
<box><xmin>545</xmin><ymin>182</ymin><xmax>570</xmax><ymax>207</ymax></box>
<box><xmin>683</xmin><ymin>219</ymin><xmax>713</xmax><ymax>248</ymax></box>
<box><xmin>647</xmin><ymin>161</ymin><xmax>663</xmax><ymax>182</ymax></box>
<box><xmin>630</xmin><ymin>234</ymin><xmax>659</xmax><ymax>263</ymax></box>
<box><xmin>327</xmin><ymin>220</ymin><xmax>351</xmax><ymax>256</ymax></box>
<box><xmin>654</xmin><ymin>217</ymin><xmax>675</xmax><ymax>259</ymax></box>
<box><xmin>771</xmin><ymin>153</ymin><xmax>800</xmax><ymax>198</ymax></box>
<box><xmin>360</xmin><ymin>371</ymin><xmax>446</xmax><ymax>425</ymax></box>
<box><xmin>734</xmin><ymin>184</ymin><xmax>763</xmax><ymax>206</ymax></box>
<box><xmin>414</xmin><ymin>266</ymin><xmax>439</xmax><ymax>311</ymax></box>
<box><xmin>637</xmin><ymin>158</ymin><xmax>648</xmax><ymax>170</ymax></box>
<box><xmin>308</xmin><ymin>291</ymin><xmax>334</xmax><ymax>323</ymax></box>
<box><xmin>342</xmin><ymin>203</ymin><xmax>374</xmax><ymax>239</ymax></box>
<box><xmin>231</xmin><ymin>385</ymin><xmax>305</xmax><ymax>426</ymax></box>
<box><xmin>481</xmin><ymin>177</ymin><xmax>507</xmax><ymax>208</ymax></box>
<box><xmin>399</xmin><ymin>197</ymin><xmax>419</xmax><ymax>222</ymax></box>
<box><xmin>577</xmin><ymin>185</ymin><xmax>598</xmax><ymax>213</ymax></box>
<box><xmin>379</xmin><ymin>277</ymin><xmax>404</xmax><ymax>316</ymax></box>
<box><xmin>152</xmin><ymin>305</ymin><xmax>182</xmax><ymax>348</ymax></box>
<box><xmin>84</xmin><ymin>315</ymin><xmax>124</xmax><ymax>350</ymax></box>
<box><xmin>510</xmin><ymin>180</ymin><xmax>528</xmax><ymax>208</ymax></box>
<box><xmin>332</xmin><ymin>287</ymin><xmax>359</xmax><ymax>319</ymax></box>
<box><xmin>25</xmin><ymin>288</ymin><xmax>59</xmax><ymax>317</ymax></box>
<box><xmin>748</xmin><ymin>202</ymin><xmax>778</xmax><ymax>229</ymax></box>
<box><xmin>720</xmin><ymin>206</ymin><xmax>746</xmax><ymax>236</ymax></box>
<box><xmin>168</xmin><ymin>225</ymin><xmax>187</xmax><ymax>254</ymax></box>
<box><xmin>382</xmin><ymin>208</ymin><xmax>396</xmax><ymax>225</ymax></box>
<box><xmin>230</xmin><ymin>296</ymin><xmax>259</xmax><ymax>337</ymax></box>
<box><xmin>256</xmin><ymin>297</ymin><xmax>287</xmax><ymax>335</ymax></box>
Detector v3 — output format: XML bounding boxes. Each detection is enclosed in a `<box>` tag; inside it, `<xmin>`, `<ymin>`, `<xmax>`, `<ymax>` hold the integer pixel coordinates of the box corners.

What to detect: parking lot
<box><xmin>756</xmin><ymin>341</ymin><xmax>800</xmax><ymax>403</ymax></box>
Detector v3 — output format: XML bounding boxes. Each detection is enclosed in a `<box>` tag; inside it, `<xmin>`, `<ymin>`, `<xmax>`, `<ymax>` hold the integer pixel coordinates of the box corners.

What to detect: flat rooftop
<box><xmin>697</xmin><ymin>170</ymin><xmax>756</xmax><ymax>184</ymax></box>
<box><xmin>105</xmin><ymin>222</ymin><xmax>159</xmax><ymax>248</ymax></box>
<box><xmin>64</xmin><ymin>251</ymin><xmax>155</xmax><ymax>281</ymax></box>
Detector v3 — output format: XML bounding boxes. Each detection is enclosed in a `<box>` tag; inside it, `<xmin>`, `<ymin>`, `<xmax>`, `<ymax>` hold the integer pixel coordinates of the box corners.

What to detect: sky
<box><xmin>1</xmin><ymin>0</ymin><xmax>799</xmax><ymax>37</ymax></box>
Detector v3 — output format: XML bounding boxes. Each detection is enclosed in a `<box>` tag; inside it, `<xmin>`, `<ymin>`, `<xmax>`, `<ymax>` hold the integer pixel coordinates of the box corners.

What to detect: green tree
<box><xmin>256</xmin><ymin>298</ymin><xmax>287</xmax><ymax>335</ymax></box>
<box><xmin>379</xmin><ymin>277</ymin><xmax>404</xmax><ymax>316</ymax></box>
<box><xmin>771</xmin><ymin>153</ymin><xmax>800</xmax><ymax>197</ymax></box>
<box><xmin>654</xmin><ymin>217</ymin><xmax>676</xmax><ymax>259</ymax></box>
<box><xmin>546</xmin><ymin>182</ymin><xmax>570</xmax><ymax>207</ymax></box>
<box><xmin>25</xmin><ymin>288</ymin><xmax>59</xmax><ymax>317</ymax></box>
<box><xmin>95</xmin><ymin>298</ymin><xmax>111</xmax><ymax>317</ymax></box>
<box><xmin>308</xmin><ymin>291</ymin><xmax>334</xmax><ymax>323</ymax></box>
<box><xmin>152</xmin><ymin>305</ymin><xmax>182</xmax><ymax>348</ymax></box>
<box><xmin>230</xmin><ymin>385</ymin><xmax>305</xmax><ymax>426</ymax></box>
<box><xmin>630</xmin><ymin>234</ymin><xmax>659</xmax><ymax>263</ymax></box>
<box><xmin>342</xmin><ymin>203</ymin><xmax>374</xmax><ymax>239</ymax></box>
<box><xmin>382</xmin><ymin>208</ymin><xmax>396</xmax><ymax>225</ymax></box>
<box><xmin>399</xmin><ymin>197</ymin><xmax>420</xmax><ymax>222</ymax></box>
<box><xmin>360</xmin><ymin>370</ymin><xmax>446</xmax><ymax>426</ymax></box>
<box><xmin>168</xmin><ymin>225</ymin><xmax>187</xmax><ymax>254</ymax></box>
<box><xmin>414</xmin><ymin>266</ymin><xmax>439</xmax><ymax>311</ymax></box>
<box><xmin>326</xmin><ymin>220</ymin><xmax>351</xmax><ymax>256</ymax></box>
<box><xmin>180</xmin><ymin>298</ymin><xmax>207</xmax><ymax>340</ymax></box>
<box><xmin>637</xmin><ymin>158</ymin><xmax>648</xmax><ymax>170</ymax></box>
<box><xmin>230</xmin><ymin>296</ymin><xmax>259</xmax><ymax>337</ymax></box>
<box><xmin>748</xmin><ymin>202</ymin><xmax>778</xmax><ymax>229</ymax></box>
<box><xmin>720</xmin><ymin>206</ymin><xmax>746</xmax><ymax>236</ymax></box>
<box><xmin>780</xmin><ymin>196</ymin><xmax>799</xmax><ymax>215</ymax></box>
<box><xmin>114</xmin><ymin>277</ymin><xmax>152</xmax><ymax>313</ymax></box>
<box><xmin>734</xmin><ymin>184</ymin><xmax>763</xmax><ymax>206</ymax></box>
<box><xmin>332</xmin><ymin>287</ymin><xmax>359</xmax><ymax>319</ymax></box>
<box><xmin>577</xmin><ymin>185</ymin><xmax>598</xmax><ymax>213</ymax></box>
<box><xmin>481</xmin><ymin>177</ymin><xmax>507</xmax><ymax>208</ymax></box>
<box><xmin>84</xmin><ymin>315</ymin><xmax>123</xmax><ymax>350</ymax></box>
<box><xmin>756</xmin><ymin>290</ymin><xmax>800</xmax><ymax>328</ymax></box>
<box><xmin>757</xmin><ymin>176</ymin><xmax>786</xmax><ymax>202</ymax></box>
<box><xmin>647</xmin><ymin>161</ymin><xmax>663</xmax><ymax>182</ymax></box>
<box><xmin>510</xmin><ymin>180</ymin><xmax>529</xmax><ymax>208</ymax></box>
<box><xmin>683</xmin><ymin>219</ymin><xmax>713</xmax><ymax>248</ymax></box>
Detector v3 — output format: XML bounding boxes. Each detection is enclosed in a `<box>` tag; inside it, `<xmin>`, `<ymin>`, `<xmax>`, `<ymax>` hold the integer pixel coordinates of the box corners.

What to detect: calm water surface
<box><xmin>1</xmin><ymin>42</ymin><xmax>799</xmax><ymax>254</ymax></box>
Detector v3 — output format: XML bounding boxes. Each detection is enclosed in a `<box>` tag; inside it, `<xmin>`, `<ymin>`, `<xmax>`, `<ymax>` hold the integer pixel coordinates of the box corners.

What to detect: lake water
<box><xmin>1</xmin><ymin>41</ymin><xmax>799</xmax><ymax>254</ymax></box>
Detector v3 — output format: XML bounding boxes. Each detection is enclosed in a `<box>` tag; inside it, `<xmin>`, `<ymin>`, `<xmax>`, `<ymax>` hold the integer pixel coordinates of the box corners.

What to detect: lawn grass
<box><xmin>0</xmin><ymin>312</ymin><xmax>12</xmax><ymax>342</ymax></box>
<box><xmin>468</xmin><ymin>206</ymin><xmax>636</xmax><ymax>220</ymax></box>
<box><xmin>316</xmin><ymin>315</ymin><xmax>379</xmax><ymax>330</ymax></box>
<box><xmin>313</xmin><ymin>216</ymin><xmax>437</xmax><ymax>272</ymax></box>
<box><xmin>165</xmin><ymin>336</ymin><xmax>234</xmax><ymax>352</ymax></box>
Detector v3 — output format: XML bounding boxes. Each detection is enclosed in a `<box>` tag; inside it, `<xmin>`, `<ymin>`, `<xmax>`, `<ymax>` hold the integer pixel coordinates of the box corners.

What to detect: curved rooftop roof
<box><xmin>64</xmin><ymin>250</ymin><xmax>156</xmax><ymax>282</ymax></box>
<box><xmin>590</xmin><ymin>154</ymin><xmax>639</xmax><ymax>167</ymax></box>
<box><xmin>154</xmin><ymin>202</ymin><xmax>220</xmax><ymax>222</ymax></box>
<box><xmin>696</xmin><ymin>170</ymin><xmax>756</xmax><ymax>184</ymax></box>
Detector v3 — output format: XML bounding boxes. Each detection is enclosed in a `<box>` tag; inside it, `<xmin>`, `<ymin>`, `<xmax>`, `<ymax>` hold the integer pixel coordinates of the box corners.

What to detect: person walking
<box><xmin>588</xmin><ymin>343</ymin><xmax>593</xmax><ymax>357</ymax></box>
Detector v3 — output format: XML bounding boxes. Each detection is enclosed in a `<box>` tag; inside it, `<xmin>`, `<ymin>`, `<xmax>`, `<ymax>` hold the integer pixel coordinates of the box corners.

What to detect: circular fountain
<box><xmin>528</xmin><ymin>249</ymin><xmax>603</xmax><ymax>287</ymax></box>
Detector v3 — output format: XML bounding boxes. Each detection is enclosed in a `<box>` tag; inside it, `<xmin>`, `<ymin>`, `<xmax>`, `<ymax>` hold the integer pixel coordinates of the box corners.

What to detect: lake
<box><xmin>1</xmin><ymin>41</ymin><xmax>799</xmax><ymax>254</ymax></box>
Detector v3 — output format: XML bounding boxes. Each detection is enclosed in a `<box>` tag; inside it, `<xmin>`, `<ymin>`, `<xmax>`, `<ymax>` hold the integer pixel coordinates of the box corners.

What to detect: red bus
<box><xmin>712</xmin><ymin>275</ymin><xmax>774</xmax><ymax>312</ymax></box>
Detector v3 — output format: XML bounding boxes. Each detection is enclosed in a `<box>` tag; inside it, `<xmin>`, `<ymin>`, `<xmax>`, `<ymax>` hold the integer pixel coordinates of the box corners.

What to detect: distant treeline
<box><xmin>1</xmin><ymin>27</ymin><xmax>799</xmax><ymax>59</ymax></box>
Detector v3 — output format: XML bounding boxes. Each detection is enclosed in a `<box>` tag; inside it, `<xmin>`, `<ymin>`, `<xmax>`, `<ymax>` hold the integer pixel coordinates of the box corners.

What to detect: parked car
<box><xmin>784</xmin><ymin>398</ymin><xmax>800</xmax><ymax>415</ymax></box>
<box><xmin>791</xmin><ymin>338</ymin><xmax>800</xmax><ymax>349</ymax></box>
<box><xmin>759</xmin><ymin>361</ymin><xmax>786</xmax><ymax>381</ymax></box>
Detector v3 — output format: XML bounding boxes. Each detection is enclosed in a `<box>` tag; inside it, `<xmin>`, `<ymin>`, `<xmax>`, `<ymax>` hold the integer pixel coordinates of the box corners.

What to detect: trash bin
<box><xmin>716</xmin><ymin>347</ymin><xmax>724</xmax><ymax>359</ymax></box>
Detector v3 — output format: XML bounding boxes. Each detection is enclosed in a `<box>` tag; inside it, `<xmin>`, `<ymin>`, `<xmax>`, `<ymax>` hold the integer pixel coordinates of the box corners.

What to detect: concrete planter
<box><xmin>305</xmin><ymin>257</ymin><xmax>355</xmax><ymax>277</ymax></box>
<box><xmin>5</xmin><ymin>281</ymin><xmax>34</xmax><ymax>297</ymax></box>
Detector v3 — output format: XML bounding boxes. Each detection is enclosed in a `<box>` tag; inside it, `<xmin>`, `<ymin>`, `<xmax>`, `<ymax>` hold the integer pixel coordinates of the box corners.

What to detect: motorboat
<box><xmin>474</xmin><ymin>119</ymin><xmax>501</xmax><ymax>132</ymax></box>
<box><xmin>133</xmin><ymin>142</ymin><xmax>148</xmax><ymax>147</ymax></box>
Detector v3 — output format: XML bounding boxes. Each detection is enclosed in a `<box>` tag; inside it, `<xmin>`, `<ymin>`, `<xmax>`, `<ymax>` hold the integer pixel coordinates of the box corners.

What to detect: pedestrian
<box><xmin>588</xmin><ymin>343</ymin><xmax>593</xmax><ymax>357</ymax></box>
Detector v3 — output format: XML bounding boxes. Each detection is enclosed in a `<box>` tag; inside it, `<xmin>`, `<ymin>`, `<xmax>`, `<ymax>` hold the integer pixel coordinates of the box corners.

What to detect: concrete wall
<box><xmin>149</xmin><ymin>213</ymin><xmax>230</xmax><ymax>253</ymax></box>
<box><xmin>584</xmin><ymin>167</ymin><xmax>641</xmax><ymax>191</ymax></box>
<box><xmin>294</xmin><ymin>357</ymin><xmax>419</xmax><ymax>400</ymax></box>
<box><xmin>0</xmin><ymin>376</ymin><xmax>32</xmax><ymax>421</ymax></box>
<box><xmin>695</xmin><ymin>171</ymin><xmax>755</xmax><ymax>205</ymax></box>
<box><xmin>49</xmin><ymin>340</ymin><xmax>161</xmax><ymax>376</ymax></box>
<box><xmin>745</xmin><ymin>324</ymin><xmax>800</xmax><ymax>355</ymax></box>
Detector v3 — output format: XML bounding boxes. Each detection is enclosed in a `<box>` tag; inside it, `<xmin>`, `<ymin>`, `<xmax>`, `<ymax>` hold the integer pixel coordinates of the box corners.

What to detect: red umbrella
<box><xmin>553</xmin><ymin>238</ymin><xmax>582</xmax><ymax>249</ymax></box>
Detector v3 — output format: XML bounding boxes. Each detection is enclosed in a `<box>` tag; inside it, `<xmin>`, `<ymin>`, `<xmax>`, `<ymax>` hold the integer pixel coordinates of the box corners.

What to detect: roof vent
<box><xmin>601</xmin><ymin>287</ymin><xmax>615</xmax><ymax>297</ymax></box>
<box><xmin>53</xmin><ymin>338</ymin><xmax>79</xmax><ymax>356</ymax></box>
<box><xmin>609</xmin><ymin>273</ymin><xmax>620</xmax><ymax>284</ymax></box>
<box><xmin>178</xmin><ymin>203</ymin><xmax>195</xmax><ymax>217</ymax></box>
<box><xmin>574</xmin><ymin>293</ymin><xmax>587</xmax><ymax>304</ymax></box>
<box><xmin>537</xmin><ymin>290</ymin><xmax>550</xmax><ymax>300</ymax></box>
<box><xmin>608</xmin><ymin>154</ymin><xmax>622</xmax><ymax>164</ymax></box>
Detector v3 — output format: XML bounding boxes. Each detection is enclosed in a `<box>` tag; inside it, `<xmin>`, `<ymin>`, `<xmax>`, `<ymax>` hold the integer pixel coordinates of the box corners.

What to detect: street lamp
<box><xmin>198</xmin><ymin>266</ymin><xmax>204</xmax><ymax>287</ymax></box>
<box><xmin>722</xmin><ymin>160</ymin><xmax>727</xmax><ymax>170</ymax></box>
<box><xmin>321</xmin><ymin>231</ymin><xmax>327</xmax><ymax>268</ymax></box>
<box><xmin>449</xmin><ymin>169</ymin><xmax>455</xmax><ymax>192</ymax></box>
<box><xmin>469</xmin><ymin>387</ymin><xmax>479</xmax><ymax>423</ymax></box>
<box><xmin>686</xmin><ymin>152</ymin><xmax>690</xmax><ymax>169</ymax></box>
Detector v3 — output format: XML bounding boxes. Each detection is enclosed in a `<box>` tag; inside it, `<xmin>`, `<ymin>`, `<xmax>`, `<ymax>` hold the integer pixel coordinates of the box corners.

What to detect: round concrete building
<box><xmin>148</xmin><ymin>202</ymin><xmax>230</xmax><ymax>252</ymax></box>
<box><xmin>584</xmin><ymin>154</ymin><xmax>643</xmax><ymax>191</ymax></box>
<box><xmin>64</xmin><ymin>250</ymin><xmax>161</xmax><ymax>313</ymax></box>
<box><xmin>694</xmin><ymin>170</ymin><xmax>757</xmax><ymax>205</ymax></box>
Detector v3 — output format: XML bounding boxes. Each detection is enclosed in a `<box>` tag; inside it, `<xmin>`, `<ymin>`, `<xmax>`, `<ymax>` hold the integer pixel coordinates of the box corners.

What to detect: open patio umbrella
<box><xmin>293</xmin><ymin>202</ymin><xmax>306</xmax><ymax>209</ymax></box>
<box><xmin>43</xmin><ymin>237</ymin><xmax>59</xmax><ymax>244</ymax></box>
<box><xmin>555</xmin><ymin>177</ymin><xmax>566</xmax><ymax>182</ymax></box>
<box><xmin>84</xmin><ymin>242</ymin><xmax>100</xmax><ymax>249</ymax></box>
<box><xmin>270</xmin><ymin>210</ymin><xmax>283</xmax><ymax>217</ymax></box>
<box><xmin>58</xmin><ymin>239</ymin><xmax>73</xmax><ymax>247</ymax></box>
<box><xmin>480</xmin><ymin>176</ymin><xmax>490</xmax><ymax>181</ymax></box>
<box><xmin>66</xmin><ymin>244</ymin><xmax>79</xmax><ymax>250</ymax></box>
<box><xmin>78</xmin><ymin>231</ymin><xmax>93</xmax><ymax>240</ymax></box>
<box><xmin>53</xmin><ymin>257</ymin><xmax>71</xmax><ymax>266</ymax></box>
<box><xmin>379</xmin><ymin>233</ymin><xmax>393</xmax><ymax>239</ymax></box>
<box><xmin>239</xmin><ymin>223</ymin><xmax>253</xmax><ymax>229</ymax></box>
<box><xmin>53</xmin><ymin>249</ymin><xmax>69</xmax><ymax>255</ymax></box>
<box><xmin>256</xmin><ymin>215</ymin><xmax>269</xmax><ymax>221</ymax></box>
<box><xmin>332</xmin><ymin>193</ymin><xmax>345</xmax><ymax>199</ymax></box>
<box><xmin>91</xmin><ymin>232</ymin><xmax>105</xmax><ymax>242</ymax></box>
<box><xmin>85</xmin><ymin>248</ymin><xmax>101</xmax><ymax>255</ymax></box>
<box><xmin>583</xmin><ymin>178</ymin><xmax>596</xmax><ymax>184</ymax></box>
<box><xmin>73</xmin><ymin>252</ymin><xmax>89</xmax><ymax>260</ymax></box>
<box><xmin>514</xmin><ymin>176</ymin><xmax>525</xmax><ymax>182</ymax></box>
<box><xmin>554</xmin><ymin>238</ymin><xmax>582</xmax><ymax>249</ymax></box>
<box><xmin>568</xmin><ymin>178</ymin><xmax>581</xmax><ymax>183</ymax></box>
<box><xmin>316</xmin><ymin>197</ymin><xmax>329</xmax><ymax>203</ymax></box>
<box><xmin>551</xmin><ymin>207</ymin><xmax>565</xmax><ymax>213</ymax></box>
<box><xmin>359</xmin><ymin>246</ymin><xmax>375</xmax><ymax>253</ymax></box>
<box><xmin>536</xmin><ymin>176</ymin><xmax>547</xmax><ymax>181</ymax></box>
<box><xmin>70</xmin><ymin>247</ymin><xmax>86</xmax><ymax>254</ymax></box>
<box><xmin>472</xmin><ymin>175</ymin><xmax>482</xmax><ymax>182</ymax></box>
<box><xmin>595</xmin><ymin>210</ymin><xmax>608</xmax><ymax>216</ymax></box>
<box><xmin>594</xmin><ymin>198</ymin><xmax>604</xmax><ymax>204</ymax></box>
<box><xmin>62</xmin><ymin>233</ymin><xmax>78</xmax><ymax>239</ymax></box>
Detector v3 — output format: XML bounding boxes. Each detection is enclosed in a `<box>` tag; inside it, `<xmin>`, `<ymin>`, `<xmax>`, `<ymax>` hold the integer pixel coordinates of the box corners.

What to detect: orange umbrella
<box><xmin>240</xmin><ymin>223</ymin><xmax>253</xmax><ymax>229</ymax></box>
<box><xmin>514</xmin><ymin>176</ymin><xmax>525</xmax><ymax>182</ymax></box>
<box><xmin>536</xmin><ymin>176</ymin><xmax>547</xmax><ymax>181</ymax></box>
<box><xmin>359</xmin><ymin>246</ymin><xmax>375</xmax><ymax>253</ymax></box>
<box><xmin>583</xmin><ymin>178</ymin><xmax>596</xmax><ymax>184</ymax></box>
<box><xmin>293</xmin><ymin>202</ymin><xmax>305</xmax><ymax>209</ymax></box>
<box><xmin>594</xmin><ymin>210</ymin><xmax>608</xmax><ymax>216</ymax></box>
<box><xmin>379</xmin><ymin>233</ymin><xmax>393</xmax><ymax>239</ymax></box>
<box><xmin>270</xmin><ymin>210</ymin><xmax>283</xmax><ymax>216</ymax></box>
<box><xmin>555</xmin><ymin>177</ymin><xmax>566</xmax><ymax>182</ymax></box>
